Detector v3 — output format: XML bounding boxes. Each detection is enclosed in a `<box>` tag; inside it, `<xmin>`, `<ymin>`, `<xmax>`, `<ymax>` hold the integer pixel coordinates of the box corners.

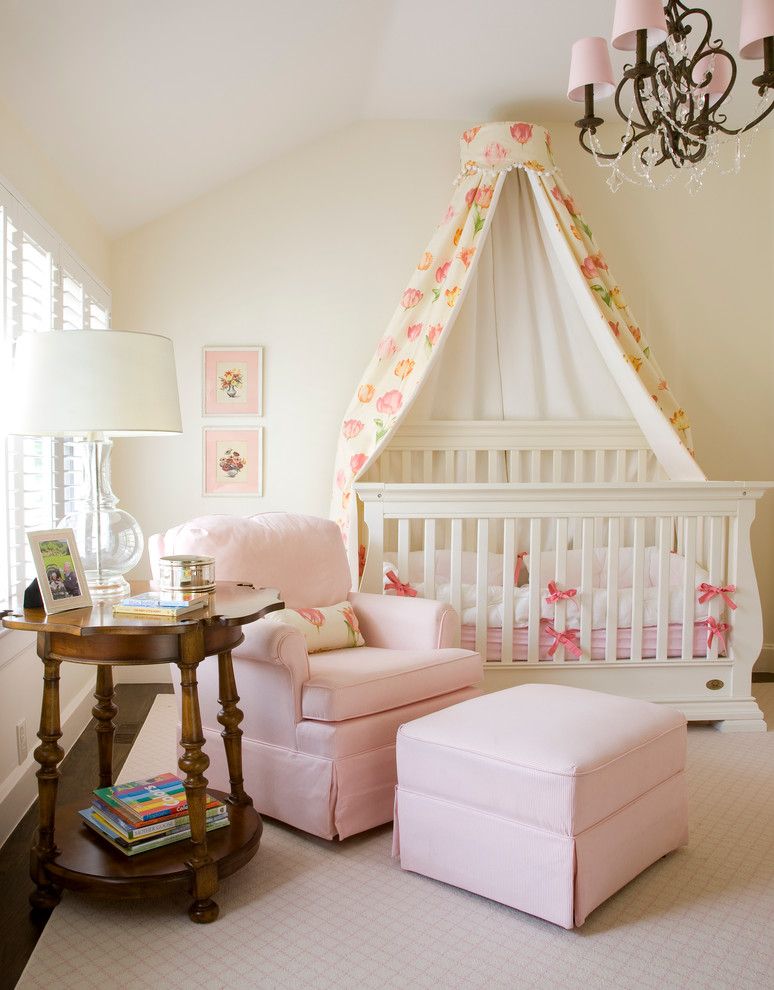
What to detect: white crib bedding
<box><xmin>404</xmin><ymin>580</ymin><xmax>711</xmax><ymax>631</ymax></box>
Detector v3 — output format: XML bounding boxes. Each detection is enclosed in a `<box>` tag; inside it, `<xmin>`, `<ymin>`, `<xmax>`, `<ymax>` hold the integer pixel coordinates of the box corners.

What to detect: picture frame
<box><xmin>203</xmin><ymin>427</ymin><xmax>263</xmax><ymax>497</ymax></box>
<box><xmin>27</xmin><ymin>528</ymin><xmax>92</xmax><ymax>614</ymax></box>
<box><xmin>202</xmin><ymin>345</ymin><xmax>263</xmax><ymax>417</ymax></box>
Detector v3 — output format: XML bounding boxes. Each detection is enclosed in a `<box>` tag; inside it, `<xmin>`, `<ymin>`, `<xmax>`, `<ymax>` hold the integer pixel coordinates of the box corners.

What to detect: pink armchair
<box><xmin>149</xmin><ymin>513</ymin><xmax>483</xmax><ymax>839</ymax></box>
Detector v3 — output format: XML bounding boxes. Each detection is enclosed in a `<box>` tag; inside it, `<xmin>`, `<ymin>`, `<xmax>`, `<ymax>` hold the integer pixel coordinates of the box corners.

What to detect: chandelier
<box><xmin>567</xmin><ymin>0</ymin><xmax>774</xmax><ymax>190</ymax></box>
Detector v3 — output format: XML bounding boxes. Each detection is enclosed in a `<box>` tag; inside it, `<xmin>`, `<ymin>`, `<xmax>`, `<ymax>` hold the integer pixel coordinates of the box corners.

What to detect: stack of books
<box><xmin>79</xmin><ymin>772</ymin><xmax>229</xmax><ymax>856</ymax></box>
<box><xmin>112</xmin><ymin>591</ymin><xmax>209</xmax><ymax>618</ymax></box>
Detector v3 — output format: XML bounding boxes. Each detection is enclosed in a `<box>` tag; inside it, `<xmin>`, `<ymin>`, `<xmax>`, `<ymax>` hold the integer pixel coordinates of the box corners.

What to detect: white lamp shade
<box><xmin>568</xmin><ymin>37</ymin><xmax>616</xmax><ymax>102</ymax></box>
<box><xmin>6</xmin><ymin>329</ymin><xmax>182</xmax><ymax>437</ymax></box>
<box><xmin>739</xmin><ymin>0</ymin><xmax>774</xmax><ymax>59</ymax></box>
<box><xmin>612</xmin><ymin>0</ymin><xmax>668</xmax><ymax>51</ymax></box>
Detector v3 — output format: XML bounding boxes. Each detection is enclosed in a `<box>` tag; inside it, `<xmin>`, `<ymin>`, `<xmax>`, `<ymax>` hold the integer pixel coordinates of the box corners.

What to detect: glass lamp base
<box><xmin>85</xmin><ymin>572</ymin><xmax>131</xmax><ymax>600</ymax></box>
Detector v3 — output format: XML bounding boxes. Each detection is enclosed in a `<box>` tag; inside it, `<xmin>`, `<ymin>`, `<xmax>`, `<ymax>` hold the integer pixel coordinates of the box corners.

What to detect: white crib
<box><xmin>356</xmin><ymin>421</ymin><xmax>769</xmax><ymax>731</ymax></box>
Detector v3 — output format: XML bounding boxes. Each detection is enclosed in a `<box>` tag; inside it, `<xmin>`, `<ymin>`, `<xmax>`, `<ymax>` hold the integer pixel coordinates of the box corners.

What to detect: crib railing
<box><xmin>357</xmin><ymin>481</ymin><xmax>766</xmax><ymax>672</ymax></box>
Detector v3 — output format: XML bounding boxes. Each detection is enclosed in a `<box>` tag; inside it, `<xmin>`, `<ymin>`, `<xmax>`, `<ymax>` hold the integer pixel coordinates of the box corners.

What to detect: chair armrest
<box><xmin>348</xmin><ymin>592</ymin><xmax>461</xmax><ymax>650</ymax></box>
<box><xmin>234</xmin><ymin>621</ymin><xmax>311</xmax><ymax>724</ymax></box>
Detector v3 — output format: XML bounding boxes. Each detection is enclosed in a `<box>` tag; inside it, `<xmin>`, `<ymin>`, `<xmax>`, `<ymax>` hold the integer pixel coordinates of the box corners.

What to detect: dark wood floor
<box><xmin>0</xmin><ymin>683</ymin><xmax>172</xmax><ymax>990</ymax></box>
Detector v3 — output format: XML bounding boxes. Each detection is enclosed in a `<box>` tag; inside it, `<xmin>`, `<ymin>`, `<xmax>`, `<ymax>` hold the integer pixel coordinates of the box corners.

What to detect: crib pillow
<box><xmin>264</xmin><ymin>602</ymin><xmax>365</xmax><ymax>653</ymax></box>
<box><xmin>522</xmin><ymin>548</ymin><xmax>709</xmax><ymax>589</ymax></box>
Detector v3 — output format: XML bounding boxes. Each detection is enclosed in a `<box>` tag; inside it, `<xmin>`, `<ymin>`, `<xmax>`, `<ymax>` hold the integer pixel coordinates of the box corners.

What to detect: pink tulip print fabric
<box><xmin>331</xmin><ymin>122</ymin><xmax>696</xmax><ymax>554</ymax></box>
<box><xmin>532</xmin><ymin>167</ymin><xmax>695</xmax><ymax>458</ymax></box>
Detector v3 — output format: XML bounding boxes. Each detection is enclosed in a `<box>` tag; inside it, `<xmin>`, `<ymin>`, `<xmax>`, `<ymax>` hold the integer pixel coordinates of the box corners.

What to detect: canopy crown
<box><xmin>459</xmin><ymin>122</ymin><xmax>554</xmax><ymax>174</ymax></box>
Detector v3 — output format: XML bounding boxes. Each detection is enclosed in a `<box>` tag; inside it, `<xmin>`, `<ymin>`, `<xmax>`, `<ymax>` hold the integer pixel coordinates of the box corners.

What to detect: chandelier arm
<box><xmin>712</xmin><ymin>97</ymin><xmax>774</xmax><ymax>135</ymax></box>
<box><xmin>578</xmin><ymin>125</ymin><xmax>650</xmax><ymax>160</ymax></box>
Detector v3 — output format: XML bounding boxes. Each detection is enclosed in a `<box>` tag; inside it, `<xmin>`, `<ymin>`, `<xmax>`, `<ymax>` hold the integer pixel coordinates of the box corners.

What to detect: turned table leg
<box><xmin>217</xmin><ymin>650</ymin><xmax>251</xmax><ymax>807</ymax></box>
<box><xmin>92</xmin><ymin>665</ymin><xmax>117</xmax><ymax>789</ymax></box>
<box><xmin>177</xmin><ymin>626</ymin><xmax>219</xmax><ymax>924</ymax></box>
<box><xmin>30</xmin><ymin>634</ymin><xmax>64</xmax><ymax>911</ymax></box>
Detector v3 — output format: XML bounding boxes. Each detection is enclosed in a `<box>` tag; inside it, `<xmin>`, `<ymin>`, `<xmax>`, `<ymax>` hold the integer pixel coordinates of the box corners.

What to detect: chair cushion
<box><xmin>301</xmin><ymin>647</ymin><xmax>483</xmax><ymax>722</ymax></box>
<box><xmin>396</xmin><ymin>684</ymin><xmax>686</xmax><ymax>835</ymax></box>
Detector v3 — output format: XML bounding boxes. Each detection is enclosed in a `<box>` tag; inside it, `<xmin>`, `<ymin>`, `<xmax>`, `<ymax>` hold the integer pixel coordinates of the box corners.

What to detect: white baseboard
<box><xmin>113</xmin><ymin>663</ymin><xmax>173</xmax><ymax>685</ymax></box>
<box><xmin>755</xmin><ymin>644</ymin><xmax>774</xmax><ymax>674</ymax></box>
<box><xmin>0</xmin><ymin>677</ymin><xmax>95</xmax><ymax>849</ymax></box>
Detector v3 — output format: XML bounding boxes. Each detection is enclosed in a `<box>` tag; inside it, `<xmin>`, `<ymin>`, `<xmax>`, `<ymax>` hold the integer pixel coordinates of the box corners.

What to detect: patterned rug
<box><xmin>17</xmin><ymin>686</ymin><xmax>774</xmax><ymax>990</ymax></box>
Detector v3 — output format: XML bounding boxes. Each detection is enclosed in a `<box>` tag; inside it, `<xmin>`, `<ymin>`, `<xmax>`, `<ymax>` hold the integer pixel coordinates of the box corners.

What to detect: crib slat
<box><xmin>631</xmin><ymin>517</ymin><xmax>645</xmax><ymax>661</ymax></box>
<box><xmin>615</xmin><ymin>449</ymin><xmax>627</xmax><ymax>482</ymax></box>
<box><xmin>530</xmin><ymin>449</ymin><xmax>541</xmax><ymax>483</ymax></box>
<box><xmin>528</xmin><ymin>518</ymin><xmax>542</xmax><ymax>663</ymax></box>
<box><xmin>637</xmin><ymin>449</ymin><xmax>649</xmax><ymax>482</ymax></box>
<box><xmin>397</xmin><ymin>519</ymin><xmax>410</xmax><ymax>583</ymax></box>
<box><xmin>501</xmin><ymin>519</ymin><xmax>515</xmax><ymax>665</ymax></box>
<box><xmin>466</xmin><ymin>450</ymin><xmax>477</xmax><ymax>482</ymax></box>
<box><xmin>707</xmin><ymin>516</ymin><xmax>723</xmax><ymax>661</ymax></box>
<box><xmin>476</xmin><ymin>519</ymin><xmax>489</xmax><ymax>661</ymax></box>
<box><xmin>579</xmin><ymin>518</ymin><xmax>593</xmax><ymax>661</ymax></box>
<box><xmin>424</xmin><ymin>519</ymin><xmax>436</xmax><ymax>601</ymax></box>
<box><xmin>401</xmin><ymin>451</ymin><xmax>412</xmax><ymax>483</ymax></box>
<box><xmin>553</xmin><ymin>518</ymin><xmax>569</xmax><ymax>663</ymax></box>
<box><xmin>594</xmin><ymin>449</ymin><xmax>606</xmax><ymax>482</ymax></box>
<box><xmin>488</xmin><ymin>449</ymin><xmax>498</xmax><ymax>483</ymax></box>
<box><xmin>605</xmin><ymin>517</ymin><xmax>620</xmax><ymax>663</ymax></box>
<box><xmin>656</xmin><ymin>517</ymin><xmax>671</xmax><ymax>659</ymax></box>
<box><xmin>573</xmin><ymin>449</ymin><xmax>584</xmax><ymax>483</ymax></box>
<box><xmin>450</xmin><ymin>519</ymin><xmax>463</xmax><ymax>619</ymax></box>
<box><xmin>552</xmin><ymin>450</ymin><xmax>563</xmax><ymax>483</ymax></box>
<box><xmin>423</xmin><ymin>450</ymin><xmax>433</xmax><ymax>484</ymax></box>
<box><xmin>444</xmin><ymin>449</ymin><xmax>455</xmax><ymax>483</ymax></box>
<box><xmin>508</xmin><ymin>450</ymin><xmax>519</xmax><ymax>483</ymax></box>
<box><xmin>681</xmin><ymin>517</ymin><xmax>697</xmax><ymax>659</ymax></box>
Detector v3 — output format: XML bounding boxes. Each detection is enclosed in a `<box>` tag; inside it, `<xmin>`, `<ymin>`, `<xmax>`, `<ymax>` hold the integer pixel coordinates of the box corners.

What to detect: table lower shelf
<box><xmin>41</xmin><ymin>790</ymin><xmax>262</xmax><ymax>900</ymax></box>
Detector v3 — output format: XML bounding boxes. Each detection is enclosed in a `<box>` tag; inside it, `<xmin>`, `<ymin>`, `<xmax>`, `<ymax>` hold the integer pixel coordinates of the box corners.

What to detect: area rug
<box><xmin>17</xmin><ymin>686</ymin><xmax>774</xmax><ymax>990</ymax></box>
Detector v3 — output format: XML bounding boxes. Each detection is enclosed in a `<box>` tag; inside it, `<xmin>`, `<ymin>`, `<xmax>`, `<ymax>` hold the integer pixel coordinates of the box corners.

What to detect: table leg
<box><xmin>216</xmin><ymin>650</ymin><xmax>251</xmax><ymax>806</ymax></box>
<box><xmin>92</xmin><ymin>665</ymin><xmax>117</xmax><ymax>788</ymax></box>
<box><xmin>29</xmin><ymin>633</ymin><xmax>64</xmax><ymax>911</ymax></box>
<box><xmin>177</xmin><ymin>626</ymin><xmax>219</xmax><ymax>924</ymax></box>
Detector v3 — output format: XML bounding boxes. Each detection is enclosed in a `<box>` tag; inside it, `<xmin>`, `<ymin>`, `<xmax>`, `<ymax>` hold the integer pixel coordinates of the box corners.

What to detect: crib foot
<box><xmin>712</xmin><ymin>717</ymin><xmax>767</xmax><ymax>733</ymax></box>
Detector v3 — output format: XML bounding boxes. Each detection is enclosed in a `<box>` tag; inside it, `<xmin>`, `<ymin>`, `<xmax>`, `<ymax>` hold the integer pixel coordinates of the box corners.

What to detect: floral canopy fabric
<box><xmin>331</xmin><ymin>122</ymin><xmax>702</xmax><ymax>556</ymax></box>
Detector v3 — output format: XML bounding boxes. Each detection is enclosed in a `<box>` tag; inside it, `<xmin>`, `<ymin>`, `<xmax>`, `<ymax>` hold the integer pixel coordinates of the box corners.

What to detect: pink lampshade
<box><xmin>693</xmin><ymin>52</ymin><xmax>733</xmax><ymax>104</ymax></box>
<box><xmin>612</xmin><ymin>0</ymin><xmax>668</xmax><ymax>51</ymax></box>
<box><xmin>567</xmin><ymin>37</ymin><xmax>616</xmax><ymax>102</ymax></box>
<box><xmin>739</xmin><ymin>0</ymin><xmax>774</xmax><ymax>59</ymax></box>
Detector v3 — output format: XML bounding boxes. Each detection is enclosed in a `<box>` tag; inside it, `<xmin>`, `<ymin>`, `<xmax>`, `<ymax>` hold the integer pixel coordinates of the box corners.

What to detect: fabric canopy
<box><xmin>331</xmin><ymin>122</ymin><xmax>703</xmax><ymax>555</ymax></box>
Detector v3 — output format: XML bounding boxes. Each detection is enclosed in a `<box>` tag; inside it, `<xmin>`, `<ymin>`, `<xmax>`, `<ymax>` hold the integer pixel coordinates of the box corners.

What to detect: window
<box><xmin>0</xmin><ymin>178</ymin><xmax>111</xmax><ymax>608</ymax></box>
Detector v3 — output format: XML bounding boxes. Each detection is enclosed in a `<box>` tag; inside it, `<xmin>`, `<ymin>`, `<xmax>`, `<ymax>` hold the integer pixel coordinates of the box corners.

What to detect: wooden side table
<box><xmin>1</xmin><ymin>581</ymin><xmax>283</xmax><ymax>923</ymax></box>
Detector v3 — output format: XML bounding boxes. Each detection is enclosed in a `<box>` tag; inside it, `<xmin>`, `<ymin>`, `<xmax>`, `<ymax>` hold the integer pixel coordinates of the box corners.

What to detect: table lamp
<box><xmin>6</xmin><ymin>329</ymin><xmax>182</xmax><ymax>598</ymax></box>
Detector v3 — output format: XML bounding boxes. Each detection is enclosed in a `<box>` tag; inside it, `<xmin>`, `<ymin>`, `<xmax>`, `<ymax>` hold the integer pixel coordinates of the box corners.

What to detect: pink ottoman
<box><xmin>393</xmin><ymin>684</ymin><xmax>688</xmax><ymax>928</ymax></box>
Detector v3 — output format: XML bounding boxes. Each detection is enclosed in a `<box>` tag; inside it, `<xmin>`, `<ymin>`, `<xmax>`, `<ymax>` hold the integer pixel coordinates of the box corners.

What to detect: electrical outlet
<box><xmin>16</xmin><ymin>720</ymin><xmax>28</xmax><ymax>764</ymax></box>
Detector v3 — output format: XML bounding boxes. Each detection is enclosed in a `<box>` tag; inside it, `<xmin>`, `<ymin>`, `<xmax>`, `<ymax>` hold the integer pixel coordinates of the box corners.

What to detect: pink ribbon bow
<box><xmin>543</xmin><ymin>623</ymin><xmax>583</xmax><ymax>659</ymax></box>
<box><xmin>514</xmin><ymin>550</ymin><xmax>528</xmax><ymax>585</ymax></box>
<box><xmin>546</xmin><ymin>581</ymin><xmax>578</xmax><ymax>606</ymax></box>
<box><xmin>698</xmin><ymin>583</ymin><xmax>737</xmax><ymax>610</ymax></box>
<box><xmin>702</xmin><ymin>616</ymin><xmax>730</xmax><ymax>651</ymax></box>
<box><xmin>384</xmin><ymin>570</ymin><xmax>417</xmax><ymax>597</ymax></box>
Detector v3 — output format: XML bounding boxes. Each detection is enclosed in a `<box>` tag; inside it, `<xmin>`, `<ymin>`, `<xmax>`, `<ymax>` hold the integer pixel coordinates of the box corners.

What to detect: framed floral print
<box><xmin>203</xmin><ymin>346</ymin><xmax>263</xmax><ymax>416</ymax></box>
<box><xmin>28</xmin><ymin>528</ymin><xmax>92</xmax><ymax>614</ymax></box>
<box><xmin>203</xmin><ymin>427</ymin><xmax>263</xmax><ymax>496</ymax></box>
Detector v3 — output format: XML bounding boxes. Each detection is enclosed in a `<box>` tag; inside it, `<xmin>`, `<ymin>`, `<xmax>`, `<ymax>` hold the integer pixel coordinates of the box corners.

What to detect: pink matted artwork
<box><xmin>203</xmin><ymin>346</ymin><xmax>263</xmax><ymax>416</ymax></box>
<box><xmin>203</xmin><ymin>428</ymin><xmax>263</xmax><ymax>496</ymax></box>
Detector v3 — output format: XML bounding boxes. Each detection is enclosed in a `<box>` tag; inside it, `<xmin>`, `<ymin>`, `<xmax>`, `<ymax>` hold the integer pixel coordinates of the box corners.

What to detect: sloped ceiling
<box><xmin>0</xmin><ymin>0</ymin><xmax>766</xmax><ymax>235</ymax></box>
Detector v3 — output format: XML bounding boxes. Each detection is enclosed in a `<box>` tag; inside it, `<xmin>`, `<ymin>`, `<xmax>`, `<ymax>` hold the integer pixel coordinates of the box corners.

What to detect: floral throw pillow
<box><xmin>264</xmin><ymin>602</ymin><xmax>365</xmax><ymax>653</ymax></box>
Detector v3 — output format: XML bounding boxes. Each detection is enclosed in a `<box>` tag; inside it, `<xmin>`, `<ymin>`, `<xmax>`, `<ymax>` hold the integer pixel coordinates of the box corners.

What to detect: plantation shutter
<box><xmin>0</xmin><ymin>179</ymin><xmax>111</xmax><ymax>608</ymax></box>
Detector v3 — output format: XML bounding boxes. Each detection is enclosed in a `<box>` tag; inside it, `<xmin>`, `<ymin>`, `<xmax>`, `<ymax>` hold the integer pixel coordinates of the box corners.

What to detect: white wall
<box><xmin>112</xmin><ymin>118</ymin><xmax>774</xmax><ymax>673</ymax></box>
<box><xmin>0</xmin><ymin>96</ymin><xmax>111</xmax><ymax>845</ymax></box>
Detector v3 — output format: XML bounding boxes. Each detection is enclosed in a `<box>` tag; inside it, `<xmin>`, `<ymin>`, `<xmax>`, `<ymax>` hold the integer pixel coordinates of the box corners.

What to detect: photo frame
<box><xmin>27</xmin><ymin>528</ymin><xmax>92</xmax><ymax>614</ymax></box>
<box><xmin>203</xmin><ymin>427</ymin><xmax>263</xmax><ymax>496</ymax></box>
<box><xmin>203</xmin><ymin>345</ymin><xmax>263</xmax><ymax>417</ymax></box>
